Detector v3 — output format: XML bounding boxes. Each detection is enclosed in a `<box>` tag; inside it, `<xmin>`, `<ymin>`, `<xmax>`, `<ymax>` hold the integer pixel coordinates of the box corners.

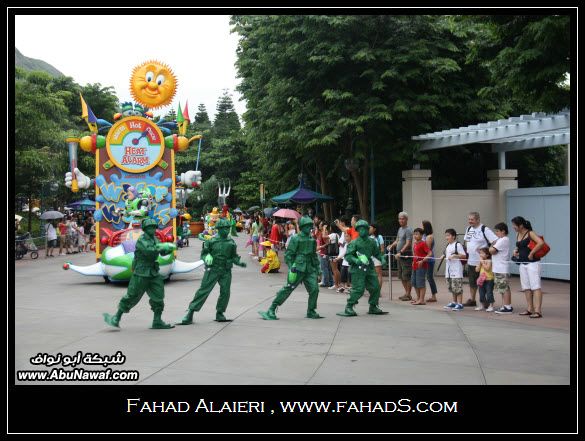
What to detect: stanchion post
<box><xmin>389</xmin><ymin>253</ymin><xmax>393</xmax><ymax>301</ymax></box>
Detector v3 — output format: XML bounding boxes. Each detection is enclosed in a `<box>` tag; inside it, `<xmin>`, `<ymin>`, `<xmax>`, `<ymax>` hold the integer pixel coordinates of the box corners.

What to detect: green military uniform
<box><xmin>178</xmin><ymin>218</ymin><xmax>246</xmax><ymax>324</ymax></box>
<box><xmin>103</xmin><ymin>218</ymin><xmax>176</xmax><ymax>329</ymax></box>
<box><xmin>337</xmin><ymin>219</ymin><xmax>389</xmax><ymax>317</ymax></box>
<box><xmin>258</xmin><ymin>216</ymin><xmax>323</xmax><ymax>320</ymax></box>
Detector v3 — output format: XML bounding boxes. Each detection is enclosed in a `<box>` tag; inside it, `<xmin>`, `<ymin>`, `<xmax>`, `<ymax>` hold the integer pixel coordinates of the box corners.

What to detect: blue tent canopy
<box><xmin>66</xmin><ymin>198</ymin><xmax>96</xmax><ymax>211</ymax></box>
<box><xmin>271</xmin><ymin>182</ymin><xmax>333</xmax><ymax>204</ymax></box>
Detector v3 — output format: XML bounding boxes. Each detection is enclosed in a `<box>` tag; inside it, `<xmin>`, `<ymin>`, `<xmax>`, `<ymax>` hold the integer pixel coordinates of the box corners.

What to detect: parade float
<box><xmin>62</xmin><ymin>60</ymin><xmax>205</xmax><ymax>282</ymax></box>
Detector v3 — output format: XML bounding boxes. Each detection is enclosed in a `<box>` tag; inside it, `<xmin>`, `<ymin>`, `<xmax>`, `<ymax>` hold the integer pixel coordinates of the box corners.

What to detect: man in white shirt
<box><xmin>45</xmin><ymin>221</ymin><xmax>58</xmax><ymax>257</ymax></box>
<box><xmin>463</xmin><ymin>212</ymin><xmax>498</xmax><ymax>307</ymax></box>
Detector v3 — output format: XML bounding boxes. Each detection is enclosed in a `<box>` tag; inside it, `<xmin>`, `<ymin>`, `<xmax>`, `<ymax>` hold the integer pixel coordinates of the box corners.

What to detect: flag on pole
<box><xmin>80</xmin><ymin>93</ymin><xmax>98</xmax><ymax>133</ymax></box>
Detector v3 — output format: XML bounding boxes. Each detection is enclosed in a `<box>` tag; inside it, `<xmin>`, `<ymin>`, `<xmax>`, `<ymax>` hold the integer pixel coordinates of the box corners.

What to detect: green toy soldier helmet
<box><xmin>141</xmin><ymin>218</ymin><xmax>158</xmax><ymax>230</ymax></box>
<box><xmin>355</xmin><ymin>219</ymin><xmax>370</xmax><ymax>231</ymax></box>
<box><xmin>299</xmin><ymin>216</ymin><xmax>313</xmax><ymax>229</ymax></box>
<box><xmin>216</xmin><ymin>218</ymin><xmax>231</xmax><ymax>229</ymax></box>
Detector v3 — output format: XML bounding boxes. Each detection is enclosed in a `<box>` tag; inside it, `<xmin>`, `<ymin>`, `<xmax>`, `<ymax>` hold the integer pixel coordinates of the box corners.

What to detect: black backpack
<box><xmin>327</xmin><ymin>234</ymin><xmax>340</xmax><ymax>256</ymax></box>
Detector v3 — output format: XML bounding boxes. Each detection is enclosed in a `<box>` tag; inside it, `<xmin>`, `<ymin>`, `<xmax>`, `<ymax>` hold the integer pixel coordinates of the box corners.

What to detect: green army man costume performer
<box><xmin>177</xmin><ymin>218</ymin><xmax>247</xmax><ymax>324</ymax></box>
<box><xmin>258</xmin><ymin>216</ymin><xmax>323</xmax><ymax>320</ymax></box>
<box><xmin>103</xmin><ymin>218</ymin><xmax>177</xmax><ymax>329</ymax></box>
<box><xmin>337</xmin><ymin>219</ymin><xmax>389</xmax><ymax>317</ymax></box>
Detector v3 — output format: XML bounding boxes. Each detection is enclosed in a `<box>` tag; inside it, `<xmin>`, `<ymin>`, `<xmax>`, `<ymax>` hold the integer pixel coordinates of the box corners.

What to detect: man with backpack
<box><xmin>463</xmin><ymin>212</ymin><xmax>498</xmax><ymax>307</ymax></box>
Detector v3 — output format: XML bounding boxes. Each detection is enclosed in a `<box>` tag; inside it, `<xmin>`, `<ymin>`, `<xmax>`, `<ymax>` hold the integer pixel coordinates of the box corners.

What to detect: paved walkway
<box><xmin>14</xmin><ymin>235</ymin><xmax>571</xmax><ymax>385</ymax></box>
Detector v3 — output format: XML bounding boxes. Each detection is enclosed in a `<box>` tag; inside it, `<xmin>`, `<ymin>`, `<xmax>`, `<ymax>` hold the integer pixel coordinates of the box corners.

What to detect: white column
<box><xmin>487</xmin><ymin>169</ymin><xmax>518</xmax><ymax>222</ymax></box>
<box><xmin>401</xmin><ymin>169</ymin><xmax>433</xmax><ymax>229</ymax></box>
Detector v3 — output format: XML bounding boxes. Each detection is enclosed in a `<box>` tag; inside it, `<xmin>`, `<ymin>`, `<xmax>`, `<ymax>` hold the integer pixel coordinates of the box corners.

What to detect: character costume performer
<box><xmin>258</xmin><ymin>216</ymin><xmax>322</xmax><ymax>320</ymax></box>
<box><xmin>336</xmin><ymin>219</ymin><xmax>389</xmax><ymax>317</ymax></box>
<box><xmin>103</xmin><ymin>218</ymin><xmax>177</xmax><ymax>329</ymax></box>
<box><xmin>177</xmin><ymin>218</ymin><xmax>246</xmax><ymax>324</ymax></box>
<box><xmin>259</xmin><ymin>240</ymin><xmax>281</xmax><ymax>273</ymax></box>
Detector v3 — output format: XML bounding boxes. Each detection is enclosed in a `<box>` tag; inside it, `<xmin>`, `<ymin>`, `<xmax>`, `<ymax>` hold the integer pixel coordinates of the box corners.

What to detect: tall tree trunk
<box><xmin>362</xmin><ymin>153</ymin><xmax>369</xmax><ymax>220</ymax></box>
<box><xmin>316</xmin><ymin>162</ymin><xmax>332</xmax><ymax>220</ymax></box>
<box><xmin>351</xmin><ymin>170</ymin><xmax>365</xmax><ymax>218</ymax></box>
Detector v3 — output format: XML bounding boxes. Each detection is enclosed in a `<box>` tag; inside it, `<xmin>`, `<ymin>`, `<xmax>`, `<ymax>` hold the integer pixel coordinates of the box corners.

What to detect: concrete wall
<box><xmin>432</xmin><ymin>189</ymin><xmax>499</xmax><ymax>244</ymax></box>
<box><xmin>506</xmin><ymin>186</ymin><xmax>569</xmax><ymax>280</ymax></box>
<box><xmin>401</xmin><ymin>169</ymin><xmax>569</xmax><ymax>280</ymax></box>
<box><xmin>402</xmin><ymin>169</ymin><xmax>514</xmax><ymax>278</ymax></box>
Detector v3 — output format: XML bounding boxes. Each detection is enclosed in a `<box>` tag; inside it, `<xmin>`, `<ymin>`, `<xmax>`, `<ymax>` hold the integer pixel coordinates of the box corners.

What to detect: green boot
<box><xmin>306</xmin><ymin>309</ymin><xmax>324</xmax><ymax>319</ymax></box>
<box><xmin>368</xmin><ymin>305</ymin><xmax>389</xmax><ymax>315</ymax></box>
<box><xmin>258</xmin><ymin>306</ymin><xmax>278</xmax><ymax>320</ymax></box>
<box><xmin>176</xmin><ymin>309</ymin><xmax>194</xmax><ymax>325</ymax></box>
<box><xmin>215</xmin><ymin>312</ymin><xmax>232</xmax><ymax>322</ymax></box>
<box><xmin>151</xmin><ymin>311</ymin><xmax>175</xmax><ymax>329</ymax></box>
<box><xmin>336</xmin><ymin>305</ymin><xmax>358</xmax><ymax>317</ymax></box>
<box><xmin>103</xmin><ymin>309</ymin><xmax>123</xmax><ymax>328</ymax></box>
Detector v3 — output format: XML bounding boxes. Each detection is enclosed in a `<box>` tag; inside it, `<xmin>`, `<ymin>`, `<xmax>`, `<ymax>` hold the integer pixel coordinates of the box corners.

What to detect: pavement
<box><xmin>14</xmin><ymin>235</ymin><xmax>571</xmax><ymax>385</ymax></box>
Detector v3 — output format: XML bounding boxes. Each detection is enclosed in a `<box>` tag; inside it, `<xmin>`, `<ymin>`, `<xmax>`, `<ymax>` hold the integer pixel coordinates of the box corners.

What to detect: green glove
<box><xmin>156</xmin><ymin>243</ymin><xmax>176</xmax><ymax>253</ymax></box>
<box><xmin>287</xmin><ymin>264</ymin><xmax>298</xmax><ymax>284</ymax></box>
<box><xmin>236</xmin><ymin>261</ymin><xmax>247</xmax><ymax>268</ymax></box>
<box><xmin>204</xmin><ymin>254</ymin><xmax>213</xmax><ymax>266</ymax></box>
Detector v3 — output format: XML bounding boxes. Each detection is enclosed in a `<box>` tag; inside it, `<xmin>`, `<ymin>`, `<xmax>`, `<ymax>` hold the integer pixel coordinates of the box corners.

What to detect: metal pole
<box><xmin>389</xmin><ymin>253</ymin><xmax>392</xmax><ymax>300</ymax></box>
<box><xmin>195</xmin><ymin>138</ymin><xmax>203</xmax><ymax>171</ymax></box>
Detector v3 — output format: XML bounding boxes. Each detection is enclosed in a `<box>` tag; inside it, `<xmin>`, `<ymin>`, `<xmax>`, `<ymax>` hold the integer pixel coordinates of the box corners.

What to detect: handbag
<box><xmin>476</xmin><ymin>270</ymin><xmax>487</xmax><ymax>287</ymax></box>
<box><xmin>528</xmin><ymin>235</ymin><xmax>551</xmax><ymax>259</ymax></box>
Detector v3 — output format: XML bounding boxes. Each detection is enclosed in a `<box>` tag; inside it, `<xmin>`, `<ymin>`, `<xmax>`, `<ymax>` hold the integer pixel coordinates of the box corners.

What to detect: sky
<box><xmin>14</xmin><ymin>14</ymin><xmax>246</xmax><ymax>121</ymax></box>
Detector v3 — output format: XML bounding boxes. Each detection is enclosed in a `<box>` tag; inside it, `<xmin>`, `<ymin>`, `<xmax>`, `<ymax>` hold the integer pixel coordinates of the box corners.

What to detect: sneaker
<box><xmin>463</xmin><ymin>299</ymin><xmax>477</xmax><ymax>307</ymax></box>
<box><xmin>486</xmin><ymin>306</ymin><xmax>494</xmax><ymax>312</ymax></box>
<box><xmin>443</xmin><ymin>302</ymin><xmax>456</xmax><ymax>310</ymax></box>
<box><xmin>328</xmin><ymin>285</ymin><xmax>337</xmax><ymax>290</ymax></box>
<box><xmin>451</xmin><ymin>304</ymin><xmax>464</xmax><ymax>311</ymax></box>
<box><xmin>319</xmin><ymin>284</ymin><xmax>327</xmax><ymax>287</ymax></box>
<box><xmin>495</xmin><ymin>306</ymin><xmax>514</xmax><ymax>315</ymax></box>
<box><xmin>474</xmin><ymin>306</ymin><xmax>485</xmax><ymax>311</ymax></box>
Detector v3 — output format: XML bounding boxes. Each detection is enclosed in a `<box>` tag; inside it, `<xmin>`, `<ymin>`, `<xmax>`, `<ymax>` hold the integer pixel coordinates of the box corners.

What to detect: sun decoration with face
<box><xmin>130</xmin><ymin>60</ymin><xmax>178</xmax><ymax>109</ymax></box>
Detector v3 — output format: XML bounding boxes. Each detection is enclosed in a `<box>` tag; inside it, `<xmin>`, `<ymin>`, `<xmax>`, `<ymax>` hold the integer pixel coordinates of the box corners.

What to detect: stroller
<box><xmin>15</xmin><ymin>232</ymin><xmax>39</xmax><ymax>260</ymax></box>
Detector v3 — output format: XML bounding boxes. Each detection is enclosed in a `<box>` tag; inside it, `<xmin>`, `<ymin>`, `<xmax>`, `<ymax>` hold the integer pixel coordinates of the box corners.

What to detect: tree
<box><xmin>164</xmin><ymin>108</ymin><xmax>177</xmax><ymax>122</ymax></box>
<box><xmin>461</xmin><ymin>15</ymin><xmax>570</xmax><ymax>113</ymax></box>
<box><xmin>231</xmin><ymin>15</ymin><xmax>502</xmax><ymax>218</ymax></box>
<box><xmin>212</xmin><ymin>89</ymin><xmax>241</xmax><ymax>138</ymax></box>
<box><xmin>194</xmin><ymin>103</ymin><xmax>211</xmax><ymax>126</ymax></box>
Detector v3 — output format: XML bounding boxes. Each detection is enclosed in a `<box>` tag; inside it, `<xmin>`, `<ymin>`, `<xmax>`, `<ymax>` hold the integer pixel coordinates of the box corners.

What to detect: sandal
<box><xmin>530</xmin><ymin>312</ymin><xmax>543</xmax><ymax>318</ymax></box>
<box><xmin>412</xmin><ymin>302</ymin><xmax>426</xmax><ymax>305</ymax></box>
<box><xmin>426</xmin><ymin>298</ymin><xmax>437</xmax><ymax>303</ymax></box>
<box><xmin>519</xmin><ymin>310</ymin><xmax>533</xmax><ymax>316</ymax></box>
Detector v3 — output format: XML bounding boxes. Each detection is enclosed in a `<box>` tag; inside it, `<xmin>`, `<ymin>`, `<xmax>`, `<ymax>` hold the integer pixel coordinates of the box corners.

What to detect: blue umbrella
<box><xmin>67</xmin><ymin>198</ymin><xmax>96</xmax><ymax>211</ymax></box>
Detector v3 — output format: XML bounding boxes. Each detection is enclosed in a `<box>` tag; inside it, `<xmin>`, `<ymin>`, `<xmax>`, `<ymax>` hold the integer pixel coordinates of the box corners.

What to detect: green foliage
<box><xmin>231</xmin><ymin>15</ymin><xmax>504</xmax><ymax>217</ymax></box>
<box><xmin>460</xmin><ymin>15</ymin><xmax>570</xmax><ymax>113</ymax></box>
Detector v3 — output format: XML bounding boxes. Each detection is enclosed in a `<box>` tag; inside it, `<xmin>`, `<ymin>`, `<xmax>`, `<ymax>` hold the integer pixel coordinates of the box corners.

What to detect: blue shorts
<box><xmin>252</xmin><ymin>236</ymin><xmax>259</xmax><ymax>243</ymax></box>
<box><xmin>410</xmin><ymin>268</ymin><xmax>427</xmax><ymax>289</ymax></box>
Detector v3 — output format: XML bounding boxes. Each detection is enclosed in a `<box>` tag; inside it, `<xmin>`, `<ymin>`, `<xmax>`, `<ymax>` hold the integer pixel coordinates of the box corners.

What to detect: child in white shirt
<box><xmin>441</xmin><ymin>228</ymin><xmax>467</xmax><ymax>311</ymax></box>
<box><xmin>490</xmin><ymin>222</ymin><xmax>513</xmax><ymax>314</ymax></box>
